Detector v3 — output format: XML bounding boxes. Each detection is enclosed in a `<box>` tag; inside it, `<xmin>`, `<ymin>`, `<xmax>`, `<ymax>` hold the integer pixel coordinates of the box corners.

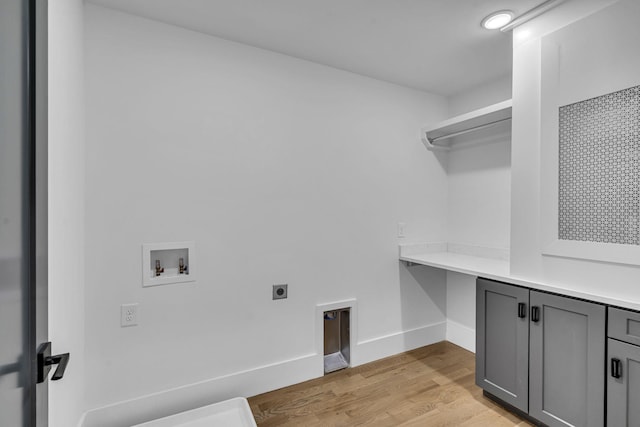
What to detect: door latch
<box><xmin>37</xmin><ymin>342</ymin><xmax>70</xmax><ymax>383</ymax></box>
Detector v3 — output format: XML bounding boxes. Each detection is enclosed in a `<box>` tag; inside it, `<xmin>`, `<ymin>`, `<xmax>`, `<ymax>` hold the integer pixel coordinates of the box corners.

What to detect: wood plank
<box><xmin>248</xmin><ymin>341</ymin><xmax>533</xmax><ymax>426</ymax></box>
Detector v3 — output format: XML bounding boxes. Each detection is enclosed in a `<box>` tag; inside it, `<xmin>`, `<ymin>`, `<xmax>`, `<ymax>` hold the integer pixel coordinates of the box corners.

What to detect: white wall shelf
<box><xmin>421</xmin><ymin>99</ymin><xmax>512</xmax><ymax>151</ymax></box>
<box><xmin>399</xmin><ymin>242</ymin><xmax>510</xmax><ymax>278</ymax></box>
<box><xmin>399</xmin><ymin>242</ymin><xmax>640</xmax><ymax>312</ymax></box>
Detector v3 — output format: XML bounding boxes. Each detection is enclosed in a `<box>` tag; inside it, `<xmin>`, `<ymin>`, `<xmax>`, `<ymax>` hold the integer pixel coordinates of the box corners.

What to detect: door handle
<box><xmin>37</xmin><ymin>342</ymin><xmax>70</xmax><ymax>383</ymax></box>
<box><xmin>518</xmin><ymin>302</ymin><xmax>527</xmax><ymax>318</ymax></box>
<box><xmin>531</xmin><ymin>306</ymin><xmax>540</xmax><ymax>323</ymax></box>
<box><xmin>611</xmin><ymin>358</ymin><xmax>622</xmax><ymax>379</ymax></box>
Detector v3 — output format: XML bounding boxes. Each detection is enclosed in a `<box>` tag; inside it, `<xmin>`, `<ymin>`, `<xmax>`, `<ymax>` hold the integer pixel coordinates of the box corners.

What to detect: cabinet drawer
<box><xmin>609</xmin><ymin>307</ymin><xmax>640</xmax><ymax>346</ymax></box>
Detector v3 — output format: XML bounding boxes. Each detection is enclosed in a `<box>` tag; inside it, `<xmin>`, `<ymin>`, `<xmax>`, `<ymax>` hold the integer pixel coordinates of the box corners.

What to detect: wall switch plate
<box><xmin>398</xmin><ymin>222</ymin><xmax>406</xmax><ymax>238</ymax></box>
<box><xmin>272</xmin><ymin>284</ymin><xmax>288</xmax><ymax>300</ymax></box>
<box><xmin>121</xmin><ymin>303</ymin><xmax>139</xmax><ymax>327</ymax></box>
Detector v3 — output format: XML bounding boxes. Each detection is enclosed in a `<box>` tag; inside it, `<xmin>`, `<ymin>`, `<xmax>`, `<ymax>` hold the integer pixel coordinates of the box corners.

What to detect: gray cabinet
<box><xmin>476</xmin><ymin>279</ymin><xmax>606</xmax><ymax>427</ymax></box>
<box><xmin>529</xmin><ymin>291</ymin><xmax>605</xmax><ymax>427</ymax></box>
<box><xmin>476</xmin><ymin>278</ymin><xmax>529</xmax><ymax>412</ymax></box>
<box><xmin>607</xmin><ymin>307</ymin><xmax>640</xmax><ymax>426</ymax></box>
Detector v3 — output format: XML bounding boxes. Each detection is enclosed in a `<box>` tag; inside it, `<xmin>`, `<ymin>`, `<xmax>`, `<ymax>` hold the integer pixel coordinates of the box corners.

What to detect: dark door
<box><xmin>0</xmin><ymin>0</ymin><xmax>49</xmax><ymax>425</ymax></box>
<box><xmin>475</xmin><ymin>278</ymin><xmax>529</xmax><ymax>412</ymax></box>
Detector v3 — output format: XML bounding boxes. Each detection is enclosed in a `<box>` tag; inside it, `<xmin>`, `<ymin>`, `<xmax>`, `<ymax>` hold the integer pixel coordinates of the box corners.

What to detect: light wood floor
<box><xmin>248</xmin><ymin>341</ymin><xmax>533</xmax><ymax>426</ymax></box>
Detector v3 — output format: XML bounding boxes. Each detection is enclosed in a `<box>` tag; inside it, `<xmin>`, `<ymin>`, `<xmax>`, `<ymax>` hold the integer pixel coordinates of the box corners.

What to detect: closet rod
<box><xmin>428</xmin><ymin>116</ymin><xmax>511</xmax><ymax>144</ymax></box>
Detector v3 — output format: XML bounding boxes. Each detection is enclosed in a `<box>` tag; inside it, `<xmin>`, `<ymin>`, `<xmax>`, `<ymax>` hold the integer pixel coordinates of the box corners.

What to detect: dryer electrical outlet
<box><xmin>272</xmin><ymin>284</ymin><xmax>288</xmax><ymax>300</ymax></box>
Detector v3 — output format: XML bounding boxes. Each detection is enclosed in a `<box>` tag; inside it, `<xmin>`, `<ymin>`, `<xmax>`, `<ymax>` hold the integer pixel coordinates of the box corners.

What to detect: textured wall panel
<box><xmin>558</xmin><ymin>85</ymin><xmax>640</xmax><ymax>245</ymax></box>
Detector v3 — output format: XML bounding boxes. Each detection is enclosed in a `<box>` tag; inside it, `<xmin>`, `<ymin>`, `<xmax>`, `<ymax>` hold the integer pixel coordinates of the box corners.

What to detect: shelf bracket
<box><xmin>421</xmin><ymin>131</ymin><xmax>449</xmax><ymax>152</ymax></box>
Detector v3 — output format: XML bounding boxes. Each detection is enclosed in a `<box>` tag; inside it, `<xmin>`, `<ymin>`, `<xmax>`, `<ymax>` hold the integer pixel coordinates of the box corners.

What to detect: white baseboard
<box><xmin>353</xmin><ymin>321</ymin><xmax>446</xmax><ymax>366</ymax></box>
<box><xmin>80</xmin><ymin>321</ymin><xmax>446</xmax><ymax>427</ymax></box>
<box><xmin>80</xmin><ymin>353</ymin><xmax>322</xmax><ymax>427</ymax></box>
<box><xmin>446</xmin><ymin>320</ymin><xmax>476</xmax><ymax>353</ymax></box>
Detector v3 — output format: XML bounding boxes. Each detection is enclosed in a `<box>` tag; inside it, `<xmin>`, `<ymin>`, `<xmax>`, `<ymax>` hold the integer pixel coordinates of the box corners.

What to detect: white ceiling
<box><xmin>86</xmin><ymin>0</ymin><xmax>546</xmax><ymax>96</ymax></box>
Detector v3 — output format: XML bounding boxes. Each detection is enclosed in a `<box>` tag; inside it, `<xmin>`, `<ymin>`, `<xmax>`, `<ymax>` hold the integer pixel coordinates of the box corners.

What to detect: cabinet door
<box><xmin>529</xmin><ymin>291</ymin><xmax>605</xmax><ymax>427</ymax></box>
<box><xmin>476</xmin><ymin>278</ymin><xmax>529</xmax><ymax>412</ymax></box>
<box><xmin>608</xmin><ymin>338</ymin><xmax>640</xmax><ymax>427</ymax></box>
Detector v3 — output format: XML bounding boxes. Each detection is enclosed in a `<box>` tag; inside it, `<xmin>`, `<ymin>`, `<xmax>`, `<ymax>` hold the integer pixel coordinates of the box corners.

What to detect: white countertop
<box><xmin>399</xmin><ymin>243</ymin><xmax>640</xmax><ymax>313</ymax></box>
<box><xmin>401</xmin><ymin>250</ymin><xmax>510</xmax><ymax>279</ymax></box>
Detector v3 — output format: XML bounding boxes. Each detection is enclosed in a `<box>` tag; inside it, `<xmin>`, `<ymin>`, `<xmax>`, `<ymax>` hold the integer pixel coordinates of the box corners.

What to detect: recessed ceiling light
<box><xmin>481</xmin><ymin>10</ymin><xmax>514</xmax><ymax>30</ymax></box>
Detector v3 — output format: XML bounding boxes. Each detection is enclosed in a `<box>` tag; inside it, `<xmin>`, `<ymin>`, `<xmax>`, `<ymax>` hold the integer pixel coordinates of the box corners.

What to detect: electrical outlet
<box><xmin>272</xmin><ymin>284</ymin><xmax>288</xmax><ymax>300</ymax></box>
<box><xmin>121</xmin><ymin>303</ymin><xmax>139</xmax><ymax>327</ymax></box>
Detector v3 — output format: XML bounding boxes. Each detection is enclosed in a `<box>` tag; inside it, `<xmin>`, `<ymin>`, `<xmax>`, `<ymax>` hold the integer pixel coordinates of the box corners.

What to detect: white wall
<box><xmin>445</xmin><ymin>77</ymin><xmax>512</xmax><ymax>251</ymax></box>
<box><xmin>48</xmin><ymin>1</ymin><xmax>86</xmax><ymax>426</ymax></box>
<box><xmin>446</xmin><ymin>135</ymin><xmax>511</xmax><ymax>250</ymax></box>
<box><xmin>448</xmin><ymin>75</ymin><xmax>512</xmax><ymax>117</ymax></box>
<box><xmin>439</xmin><ymin>78</ymin><xmax>513</xmax><ymax>352</ymax></box>
<box><xmin>444</xmin><ymin>271</ymin><xmax>477</xmax><ymax>351</ymax></box>
<box><xmin>82</xmin><ymin>5</ymin><xmax>449</xmax><ymax>424</ymax></box>
<box><xmin>511</xmin><ymin>0</ymin><xmax>640</xmax><ymax>302</ymax></box>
